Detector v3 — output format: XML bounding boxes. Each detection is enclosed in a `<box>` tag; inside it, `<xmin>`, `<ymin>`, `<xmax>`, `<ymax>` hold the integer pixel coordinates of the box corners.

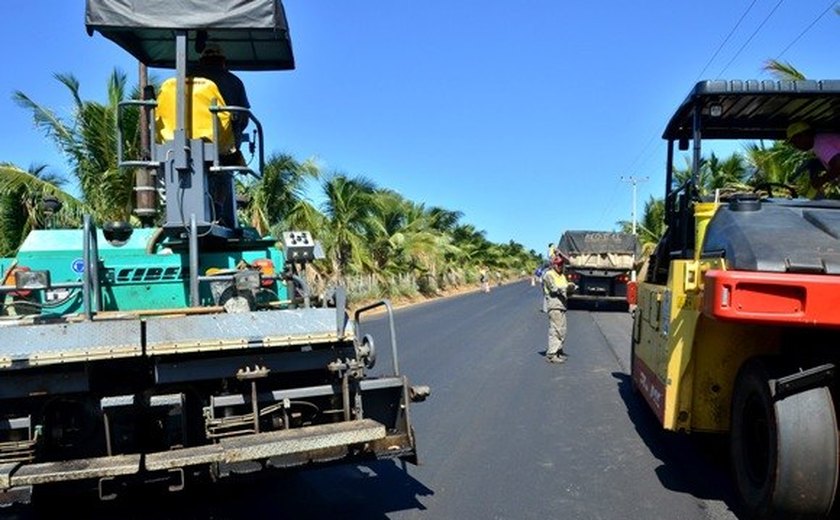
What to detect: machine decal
<box><xmin>71</xmin><ymin>258</ymin><xmax>85</xmax><ymax>274</ymax></box>
<box><xmin>632</xmin><ymin>356</ymin><xmax>665</xmax><ymax>423</ymax></box>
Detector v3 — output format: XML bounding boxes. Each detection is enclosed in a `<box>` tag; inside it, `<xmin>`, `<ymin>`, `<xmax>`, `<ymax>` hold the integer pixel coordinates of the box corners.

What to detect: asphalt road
<box><xmin>13</xmin><ymin>281</ymin><xmax>742</xmax><ymax>519</ymax></box>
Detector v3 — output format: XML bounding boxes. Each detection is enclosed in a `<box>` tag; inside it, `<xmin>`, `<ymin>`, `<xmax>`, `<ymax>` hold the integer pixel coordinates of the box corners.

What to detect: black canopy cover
<box><xmin>663</xmin><ymin>80</ymin><xmax>840</xmax><ymax>141</ymax></box>
<box><xmin>85</xmin><ymin>0</ymin><xmax>294</xmax><ymax>71</ymax></box>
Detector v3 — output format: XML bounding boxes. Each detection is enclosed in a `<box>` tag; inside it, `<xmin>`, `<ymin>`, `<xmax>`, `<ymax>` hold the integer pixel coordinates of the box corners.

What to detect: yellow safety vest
<box><xmin>542</xmin><ymin>269</ymin><xmax>568</xmax><ymax>296</ymax></box>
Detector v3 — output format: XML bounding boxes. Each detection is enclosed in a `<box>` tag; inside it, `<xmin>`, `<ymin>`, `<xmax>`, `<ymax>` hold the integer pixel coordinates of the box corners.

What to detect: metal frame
<box><xmin>354</xmin><ymin>300</ymin><xmax>400</xmax><ymax>375</ymax></box>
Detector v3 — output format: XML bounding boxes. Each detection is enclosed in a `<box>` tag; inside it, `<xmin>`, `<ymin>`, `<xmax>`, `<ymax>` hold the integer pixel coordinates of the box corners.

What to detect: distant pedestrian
<box><xmin>543</xmin><ymin>256</ymin><xmax>574</xmax><ymax>363</ymax></box>
<box><xmin>480</xmin><ymin>268</ymin><xmax>490</xmax><ymax>293</ymax></box>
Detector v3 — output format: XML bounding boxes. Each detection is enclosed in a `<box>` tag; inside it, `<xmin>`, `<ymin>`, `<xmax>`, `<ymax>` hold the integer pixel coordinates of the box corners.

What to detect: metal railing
<box><xmin>354</xmin><ymin>300</ymin><xmax>400</xmax><ymax>376</ymax></box>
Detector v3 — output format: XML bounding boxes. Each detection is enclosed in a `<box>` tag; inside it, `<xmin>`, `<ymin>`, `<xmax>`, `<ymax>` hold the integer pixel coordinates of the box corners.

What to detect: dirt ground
<box><xmin>350</xmin><ymin>277</ymin><xmax>531</xmax><ymax>315</ymax></box>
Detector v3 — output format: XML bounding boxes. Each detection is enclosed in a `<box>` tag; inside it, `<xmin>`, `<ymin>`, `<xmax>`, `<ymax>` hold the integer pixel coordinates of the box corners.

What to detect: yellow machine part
<box><xmin>155</xmin><ymin>77</ymin><xmax>235</xmax><ymax>153</ymax></box>
<box><xmin>633</xmin><ymin>201</ymin><xmax>782</xmax><ymax>433</ymax></box>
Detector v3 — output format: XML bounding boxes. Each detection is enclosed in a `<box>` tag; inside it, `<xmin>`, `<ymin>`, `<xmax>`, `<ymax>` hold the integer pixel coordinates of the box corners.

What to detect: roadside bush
<box><xmin>417</xmin><ymin>273</ymin><xmax>438</xmax><ymax>296</ymax></box>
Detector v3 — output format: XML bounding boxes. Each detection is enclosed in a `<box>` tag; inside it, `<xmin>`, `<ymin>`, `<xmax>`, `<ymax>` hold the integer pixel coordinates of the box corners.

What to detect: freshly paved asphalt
<box><xmin>14</xmin><ymin>281</ymin><xmax>742</xmax><ymax>519</ymax></box>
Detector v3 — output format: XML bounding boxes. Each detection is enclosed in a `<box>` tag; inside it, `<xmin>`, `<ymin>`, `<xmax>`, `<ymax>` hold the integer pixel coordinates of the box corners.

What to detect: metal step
<box><xmin>9</xmin><ymin>454</ymin><xmax>141</xmax><ymax>487</ymax></box>
<box><xmin>145</xmin><ymin>419</ymin><xmax>385</xmax><ymax>470</ymax></box>
<box><xmin>1</xmin><ymin>420</ymin><xmax>385</xmax><ymax>488</ymax></box>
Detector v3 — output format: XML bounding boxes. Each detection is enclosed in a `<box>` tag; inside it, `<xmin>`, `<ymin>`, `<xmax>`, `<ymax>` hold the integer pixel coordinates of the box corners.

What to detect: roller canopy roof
<box><xmin>663</xmin><ymin>79</ymin><xmax>840</xmax><ymax>141</ymax></box>
<box><xmin>85</xmin><ymin>0</ymin><xmax>294</xmax><ymax>71</ymax></box>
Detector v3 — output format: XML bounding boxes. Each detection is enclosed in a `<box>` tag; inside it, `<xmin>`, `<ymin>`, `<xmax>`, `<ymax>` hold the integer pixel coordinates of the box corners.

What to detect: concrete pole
<box><xmin>621</xmin><ymin>175</ymin><xmax>649</xmax><ymax>236</ymax></box>
<box><xmin>621</xmin><ymin>175</ymin><xmax>648</xmax><ymax>282</ymax></box>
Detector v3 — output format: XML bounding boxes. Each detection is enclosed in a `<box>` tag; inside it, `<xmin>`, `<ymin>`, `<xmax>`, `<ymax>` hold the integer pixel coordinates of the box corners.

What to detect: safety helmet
<box><xmin>786</xmin><ymin>121</ymin><xmax>811</xmax><ymax>140</ymax></box>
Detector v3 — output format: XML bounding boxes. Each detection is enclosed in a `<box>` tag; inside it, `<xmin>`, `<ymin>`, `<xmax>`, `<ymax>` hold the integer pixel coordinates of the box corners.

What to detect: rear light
<box><xmin>3</xmin><ymin>267</ymin><xmax>50</xmax><ymax>297</ymax></box>
<box><xmin>253</xmin><ymin>259</ymin><xmax>276</xmax><ymax>287</ymax></box>
<box><xmin>616</xmin><ymin>273</ymin><xmax>629</xmax><ymax>284</ymax></box>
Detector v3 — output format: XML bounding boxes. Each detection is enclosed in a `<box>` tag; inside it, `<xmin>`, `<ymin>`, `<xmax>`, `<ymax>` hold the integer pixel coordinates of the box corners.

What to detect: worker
<box><xmin>480</xmin><ymin>268</ymin><xmax>490</xmax><ymax>293</ymax></box>
<box><xmin>787</xmin><ymin>121</ymin><xmax>840</xmax><ymax>197</ymax></box>
<box><xmin>192</xmin><ymin>43</ymin><xmax>251</xmax><ymax>157</ymax></box>
<box><xmin>543</xmin><ymin>255</ymin><xmax>574</xmax><ymax>363</ymax></box>
<box><xmin>191</xmin><ymin>43</ymin><xmax>251</xmax><ymax>227</ymax></box>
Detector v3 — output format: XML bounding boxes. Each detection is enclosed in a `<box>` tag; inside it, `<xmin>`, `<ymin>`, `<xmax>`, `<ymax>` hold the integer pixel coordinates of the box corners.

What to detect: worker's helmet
<box><xmin>786</xmin><ymin>121</ymin><xmax>811</xmax><ymax>140</ymax></box>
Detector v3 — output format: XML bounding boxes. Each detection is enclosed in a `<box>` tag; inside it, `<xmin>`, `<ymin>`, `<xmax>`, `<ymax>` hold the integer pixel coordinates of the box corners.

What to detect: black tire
<box><xmin>730</xmin><ymin>359</ymin><xmax>839</xmax><ymax>518</ymax></box>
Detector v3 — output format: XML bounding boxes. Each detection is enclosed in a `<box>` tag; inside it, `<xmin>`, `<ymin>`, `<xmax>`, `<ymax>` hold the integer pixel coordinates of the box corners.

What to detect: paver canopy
<box><xmin>85</xmin><ymin>0</ymin><xmax>294</xmax><ymax>71</ymax></box>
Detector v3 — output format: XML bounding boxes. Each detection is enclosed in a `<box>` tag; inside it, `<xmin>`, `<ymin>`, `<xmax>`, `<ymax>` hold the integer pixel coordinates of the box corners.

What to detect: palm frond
<box><xmin>54</xmin><ymin>73</ymin><xmax>83</xmax><ymax>108</ymax></box>
<box><xmin>763</xmin><ymin>59</ymin><xmax>806</xmax><ymax>81</ymax></box>
<box><xmin>12</xmin><ymin>91</ymin><xmax>78</xmax><ymax>161</ymax></box>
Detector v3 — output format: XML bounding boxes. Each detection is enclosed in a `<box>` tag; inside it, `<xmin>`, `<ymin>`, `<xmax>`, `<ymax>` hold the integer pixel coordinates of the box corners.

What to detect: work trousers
<box><xmin>547</xmin><ymin>309</ymin><xmax>567</xmax><ymax>357</ymax></box>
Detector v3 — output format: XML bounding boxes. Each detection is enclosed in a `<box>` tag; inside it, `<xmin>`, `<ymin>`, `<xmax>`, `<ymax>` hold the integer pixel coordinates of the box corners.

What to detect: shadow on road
<box><xmin>14</xmin><ymin>459</ymin><xmax>433</xmax><ymax>519</ymax></box>
<box><xmin>611</xmin><ymin>371</ymin><xmax>743</xmax><ymax>519</ymax></box>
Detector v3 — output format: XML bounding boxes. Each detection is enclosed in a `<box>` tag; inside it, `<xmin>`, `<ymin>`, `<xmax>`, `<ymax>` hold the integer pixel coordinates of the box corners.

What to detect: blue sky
<box><xmin>1</xmin><ymin>1</ymin><xmax>838</xmax><ymax>254</ymax></box>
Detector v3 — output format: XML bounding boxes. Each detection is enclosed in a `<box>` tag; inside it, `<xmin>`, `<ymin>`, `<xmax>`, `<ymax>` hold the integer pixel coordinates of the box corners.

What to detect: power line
<box><xmin>625</xmin><ymin>127</ymin><xmax>659</xmax><ymax>175</ymax></box>
<box><xmin>717</xmin><ymin>0</ymin><xmax>787</xmax><ymax>78</ymax></box>
<box><xmin>695</xmin><ymin>0</ymin><xmax>760</xmax><ymax>82</ymax></box>
<box><xmin>615</xmin><ymin>1</ymin><xmax>776</xmax><ymax>218</ymax></box>
<box><xmin>621</xmin><ymin>0</ymin><xmax>762</xmax><ymax>205</ymax></box>
<box><xmin>776</xmin><ymin>1</ymin><xmax>837</xmax><ymax>60</ymax></box>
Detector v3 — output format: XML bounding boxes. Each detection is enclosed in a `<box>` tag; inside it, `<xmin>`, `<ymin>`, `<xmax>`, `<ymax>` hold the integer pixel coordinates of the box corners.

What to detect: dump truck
<box><xmin>632</xmin><ymin>79</ymin><xmax>840</xmax><ymax>518</ymax></box>
<box><xmin>556</xmin><ymin>231</ymin><xmax>638</xmax><ymax>308</ymax></box>
<box><xmin>0</xmin><ymin>0</ymin><xmax>426</xmax><ymax>504</ymax></box>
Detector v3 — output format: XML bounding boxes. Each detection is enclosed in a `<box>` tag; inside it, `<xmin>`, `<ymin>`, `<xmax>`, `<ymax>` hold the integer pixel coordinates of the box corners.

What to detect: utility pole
<box><xmin>621</xmin><ymin>175</ymin><xmax>649</xmax><ymax>235</ymax></box>
<box><xmin>621</xmin><ymin>175</ymin><xmax>648</xmax><ymax>283</ymax></box>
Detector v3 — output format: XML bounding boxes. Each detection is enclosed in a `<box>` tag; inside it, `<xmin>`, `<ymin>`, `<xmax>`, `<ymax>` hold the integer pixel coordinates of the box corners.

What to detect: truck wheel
<box><xmin>730</xmin><ymin>359</ymin><xmax>839</xmax><ymax>518</ymax></box>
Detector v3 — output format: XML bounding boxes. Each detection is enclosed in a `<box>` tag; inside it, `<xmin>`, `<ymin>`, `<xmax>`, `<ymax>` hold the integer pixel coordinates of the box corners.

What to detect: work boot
<box><xmin>546</xmin><ymin>355</ymin><xmax>565</xmax><ymax>364</ymax></box>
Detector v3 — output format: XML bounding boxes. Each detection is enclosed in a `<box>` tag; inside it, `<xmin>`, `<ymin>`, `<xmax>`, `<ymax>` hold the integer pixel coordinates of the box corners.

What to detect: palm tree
<box><xmin>428</xmin><ymin>207</ymin><xmax>464</xmax><ymax>234</ymax></box>
<box><xmin>364</xmin><ymin>190</ymin><xmax>414</xmax><ymax>274</ymax></box>
<box><xmin>0</xmin><ymin>164</ymin><xmax>86</xmax><ymax>256</ymax></box>
<box><xmin>320</xmin><ymin>174</ymin><xmax>377</xmax><ymax>278</ymax></box>
<box><xmin>238</xmin><ymin>153</ymin><xmax>320</xmax><ymax>236</ymax></box>
<box><xmin>743</xmin><ymin>141</ymin><xmax>814</xmax><ymax>196</ymax></box>
<box><xmin>362</xmin><ymin>191</ymin><xmax>452</xmax><ymax>294</ymax></box>
<box><xmin>638</xmin><ymin>196</ymin><xmax>666</xmax><ymax>246</ymax></box>
<box><xmin>706</xmin><ymin>152</ymin><xmax>749</xmax><ymax>193</ymax></box>
<box><xmin>673</xmin><ymin>152</ymin><xmax>748</xmax><ymax>196</ymax></box>
<box><xmin>450</xmin><ymin>224</ymin><xmax>487</xmax><ymax>263</ymax></box>
<box><xmin>13</xmin><ymin>69</ymin><xmax>141</xmax><ymax>222</ymax></box>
